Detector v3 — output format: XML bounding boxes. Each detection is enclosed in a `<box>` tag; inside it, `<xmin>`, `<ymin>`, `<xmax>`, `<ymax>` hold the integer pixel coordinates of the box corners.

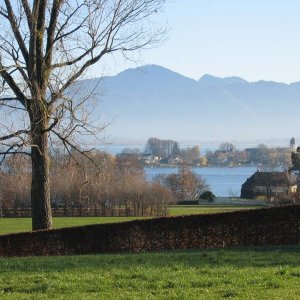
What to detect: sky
<box><xmin>92</xmin><ymin>0</ymin><xmax>300</xmax><ymax>83</ymax></box>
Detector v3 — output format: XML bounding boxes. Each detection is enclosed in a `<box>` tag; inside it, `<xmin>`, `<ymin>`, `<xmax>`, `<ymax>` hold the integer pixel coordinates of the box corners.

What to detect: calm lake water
<box><xmin>144</xmin><ymin>166</ymin><xmax>257</xmax><ymax>197</ymax></box>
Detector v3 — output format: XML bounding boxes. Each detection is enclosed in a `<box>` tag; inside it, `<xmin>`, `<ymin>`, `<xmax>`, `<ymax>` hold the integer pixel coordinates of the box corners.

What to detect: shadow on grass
<box><xmin>0</xmin><ymin>244</ymin><xmax>299</xmax><ymax>273</ymax></box>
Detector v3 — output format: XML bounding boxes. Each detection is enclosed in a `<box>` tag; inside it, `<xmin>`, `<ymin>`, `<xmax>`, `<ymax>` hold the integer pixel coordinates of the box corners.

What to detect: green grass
<box><xmin>0</xmin><ymin>245</ymin><xmax>299</xmax><ymax>299</ymax></box>
<box><xmin>168</xmin><ymin>205</ymin><xmax>261</xmax><ymax>216</ymax></box>
<box><xmin>0</xmin><ymin>217</ymin><xmax>146</xmax><ymax>236</ymax></box>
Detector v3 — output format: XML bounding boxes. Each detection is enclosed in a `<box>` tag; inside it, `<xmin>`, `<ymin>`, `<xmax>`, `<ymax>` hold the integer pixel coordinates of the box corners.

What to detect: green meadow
<box><xmin>168</xmin><ymin>205</ymin><xmax>260</xmax><ymax>216</ymax></box>
<box><xmin>0</xmin><ymin>216</ymin><xmax>145</xmax><ymax>236</ymax></box>
<box><xmin>0</xmin><ymin>245</ymin><xmax>299</xmax><ymax>299</ymax></box>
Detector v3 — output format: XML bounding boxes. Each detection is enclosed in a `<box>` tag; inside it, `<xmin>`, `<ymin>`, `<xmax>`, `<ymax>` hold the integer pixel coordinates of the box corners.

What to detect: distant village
<box><xmin>121</xmin><ymin>137</ymin><xmax>297</xmax><ymax>169</ymax></box>
<box><xmin>118</xmin><ymin>137</ymin><xmax>300</xmax><ymax>205</ymax></box>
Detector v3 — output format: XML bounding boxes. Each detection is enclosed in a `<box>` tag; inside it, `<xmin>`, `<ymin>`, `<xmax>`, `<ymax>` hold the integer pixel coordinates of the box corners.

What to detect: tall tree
<box><xmin>0</xmin><ymin>0</ymin><xmax>165</xmax><ymax>230</ymax></box>
<box><xmin>291</xmin><ymin>147</ymin><xmax>300</xmax><ymax>174</ymax></box>
<box><xmin>145</xmin><ymin>137</ymin><xmax>180</xmax><ymax>158</ymax></box>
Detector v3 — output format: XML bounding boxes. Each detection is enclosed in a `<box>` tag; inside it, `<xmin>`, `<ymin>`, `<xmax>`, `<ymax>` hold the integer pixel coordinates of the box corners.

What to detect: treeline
<box><xmin>145</xmin><ymin>137</ymin><xmax>180</xmax><ymax>158</ymax></box>
<box><xmin>0</xmin><ymin>150</ymin><xmax>212</xmax><ymax>216</ymax></box>
<box><xmin>144</xmin><ymin>137</ymin><xmax>201</xmax><ymax>164</ymax></box>
<box><xmin>140</xmin><ymin>138</ymin><xmax>292</xmax><ymax>168</ymax></box>
<box><xmin>206</xmin><ymin>143</ymin><xmax>291</xmax><ymax>168</ymax></box>
<box><xmin>0</xmin><ymin>150</ymin><xmax>173</xmax><ymax>217</ymax></box>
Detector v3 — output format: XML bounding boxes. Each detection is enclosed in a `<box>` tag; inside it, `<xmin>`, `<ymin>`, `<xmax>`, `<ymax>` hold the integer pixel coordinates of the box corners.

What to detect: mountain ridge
<box><xmin>76</xmin><ymin>64</ymin><xmax>300</xmax><ymax>141</ymax></box>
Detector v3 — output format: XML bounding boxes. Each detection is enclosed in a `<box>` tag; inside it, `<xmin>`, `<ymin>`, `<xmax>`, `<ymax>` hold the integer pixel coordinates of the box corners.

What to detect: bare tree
<box><xmin>0</xmin><ymin>0</ymin><xmax>166</xmax><ymax>230</ymax></box>
<box><xmin>145</xmin><ymin>137</ymin><xmax>180</xmax><ymax>158</ymax></box>
<box><xmin>157</xmin><ymin>165</ymin><xmax>208</xmax><ymax>202</ymax></box>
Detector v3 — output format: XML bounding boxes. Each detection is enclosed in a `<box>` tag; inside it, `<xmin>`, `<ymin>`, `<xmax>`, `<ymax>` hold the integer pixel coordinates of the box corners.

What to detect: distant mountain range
<box><xmin>76</xmin><ymin>65</ymin><xmax>300</xmax><ymax>143</ymax></box>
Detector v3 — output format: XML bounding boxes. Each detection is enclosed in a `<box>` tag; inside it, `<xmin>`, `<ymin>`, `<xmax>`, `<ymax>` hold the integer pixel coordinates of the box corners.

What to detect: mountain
<box><xmin>77</xmin><ymin>65</ymin><xmax>300</xmax><ymax>142</ymax></box>
<box><xmin>199</xmin><ymin>74</ymin><xmax>248</xmax><ymax>87</ymax></box>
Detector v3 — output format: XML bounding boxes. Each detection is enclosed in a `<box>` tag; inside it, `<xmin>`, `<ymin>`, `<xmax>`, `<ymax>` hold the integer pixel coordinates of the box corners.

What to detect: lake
<box><xmin>144</xmin><ymin>166</ymin><xmax>258</xmax><ymax>197</ymax></box>
<box><xmin>96</xmin><ymin>144</ymin><xmax>258</xmax><ymax>197</ymax></box>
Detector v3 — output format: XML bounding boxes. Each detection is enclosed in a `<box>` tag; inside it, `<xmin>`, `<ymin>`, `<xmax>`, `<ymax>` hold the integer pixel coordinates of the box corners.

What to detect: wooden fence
<box><xmin>1</xmin><ymin>207</ymin><xmax>166</xmax><ymax>218</ymax></box>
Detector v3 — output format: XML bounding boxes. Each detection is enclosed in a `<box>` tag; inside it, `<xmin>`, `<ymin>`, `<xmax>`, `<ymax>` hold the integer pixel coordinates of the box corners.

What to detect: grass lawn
<box><xmin>0</xmin><ymin>205</ymin><xmax>263</xmax><ymax>235</ymax></box>
<box><xmin>0</xmin><ymin>217</ymin><xmax>146</xmax><ymax>236</ymax></box>
<box><xmin>168</xmin><ymin>205</ymin><xmax>261</xmax><ymax>216</ymax></box>
<box><xmin>0</xmin><ymin>245</ymin><xmax>299</xmax><ymax>299</ymax></box>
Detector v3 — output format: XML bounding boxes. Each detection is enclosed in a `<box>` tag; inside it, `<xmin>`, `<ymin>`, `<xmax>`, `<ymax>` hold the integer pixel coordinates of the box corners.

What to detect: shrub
<box><xmin>199</xmin><ymin>191</ymin><xmax>216</xmax><ymax>202</ymax></box>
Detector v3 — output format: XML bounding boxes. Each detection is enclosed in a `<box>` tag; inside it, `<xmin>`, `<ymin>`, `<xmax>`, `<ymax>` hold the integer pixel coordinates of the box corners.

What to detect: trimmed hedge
<box><xmin>0</xmin><ymin>205</ymin><xmax>299</xmax><ymax>257</ymax></box>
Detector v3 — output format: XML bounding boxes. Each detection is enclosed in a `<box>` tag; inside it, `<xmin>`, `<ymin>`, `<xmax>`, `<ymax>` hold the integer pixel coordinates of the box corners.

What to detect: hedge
<box><xmin>0</xmin><ymin>205</ymin><xmax>299</xmax><ymax>257</ymax></box>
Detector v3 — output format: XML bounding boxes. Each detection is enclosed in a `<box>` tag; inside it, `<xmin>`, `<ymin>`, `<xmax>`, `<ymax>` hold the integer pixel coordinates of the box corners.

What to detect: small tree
<box><xmin>158</xmin><ymin>165</ymin><xmax>208</xmax><ymax>201</ymax></box>
<box><xmin>199</xmin><ymin>191</ymin><xmax>215</xmax><ymax>202</ymax></box>
<box><xmin>291</xmin><ymin>147</ymin><xmax>300</xmax><ymax>200</ymax></box>
<box><xmin>219</xmin><ymin>142</ymin><xmax>236</xmax><ymax>152</ymax></box>
<box><xmin>180</xmin><ymin>145</ymin><xmax>200</xmax><ymax>163</ymax></box>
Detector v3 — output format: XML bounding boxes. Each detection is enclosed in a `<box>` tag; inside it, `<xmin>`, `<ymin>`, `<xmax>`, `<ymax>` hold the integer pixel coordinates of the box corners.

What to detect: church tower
<box><xmin>290</xmin><ymin>137</ymin><xmax>297</xmax><ymax>151</ymax></box>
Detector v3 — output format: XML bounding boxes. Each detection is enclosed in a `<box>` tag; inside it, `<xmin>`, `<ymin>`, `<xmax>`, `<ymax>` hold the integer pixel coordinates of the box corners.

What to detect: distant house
<box><xmin>241</xmin><ymin>171</ymin><xmax>297</xmax><ymax>201</ymax></box>
<box><xmin>167</xmin><ymin>156</ymin><xmax>184</xmax><ymax>165</ymax></box>
<box><xmin>143</xmin><ymin>155</ymin><xmax>161</xmax><ymax>165</ymax></box>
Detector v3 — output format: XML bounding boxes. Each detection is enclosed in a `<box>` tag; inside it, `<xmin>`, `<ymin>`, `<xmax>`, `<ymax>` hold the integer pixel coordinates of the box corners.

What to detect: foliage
<box><xmin>291</xmin><ymin>147</ymin><xmax>300</xmax><ymax>174</ymax></box>
<box><xmin>142</xmin><ymin>138</ymin><xmax>292</xmax><ymax>167</ymax></box>
<box><xmin>199</xmin><ymin>191</ymin><xmax>216</xmax><ymax>202</ymax></box>
<box><xmin>219</xmin><ymin>142</ymin><xmax>236</xmax><ymax>152</ymax></box>
<box><xmin>206</xmin><ymin>143</ymin><xmax>291</xmax><ymax>168</ymax></box>
<box><xmin>180</xmin><ymin>146</ymin><xmax>201</xmax><ymax>163</ymax></box>
<box><xmin>0</xmin><ymin>245</ymin><xmax>299</xmax><ymax>299</ymax></box>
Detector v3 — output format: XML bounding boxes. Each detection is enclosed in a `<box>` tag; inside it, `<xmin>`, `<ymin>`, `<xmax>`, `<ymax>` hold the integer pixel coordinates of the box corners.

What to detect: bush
<box><xmin>199</xmin><ymin>191</ymin><xmax>216</xmax><ymax>202</ymax></box>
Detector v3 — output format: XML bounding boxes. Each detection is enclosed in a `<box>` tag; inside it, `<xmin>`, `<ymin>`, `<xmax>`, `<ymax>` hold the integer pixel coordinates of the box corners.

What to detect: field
<box><xmin>0</xmin><ymin>245</ymin><xmax>299</xmax><ymax>299</ymax></box>
<box><xmin>0</xmin><ymin>217</ymin><xmax>146</xmax><ymax>236</ymax></box>
<box><xmin>0</xmin><ymin>205</ymin><xmax>262</xmax><ymax>235</ymax></box>
<box><xmin>168</xmin><ymin>205</ymin><xmax>260</xmax><ymax>216</ymax></box>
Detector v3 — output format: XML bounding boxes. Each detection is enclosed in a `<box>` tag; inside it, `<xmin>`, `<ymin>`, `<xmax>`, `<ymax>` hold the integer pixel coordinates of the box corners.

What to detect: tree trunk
<box><xmin>31</xmin><ymin>126</ymin><xmax>52</xmax><ymax>230</ymax></box>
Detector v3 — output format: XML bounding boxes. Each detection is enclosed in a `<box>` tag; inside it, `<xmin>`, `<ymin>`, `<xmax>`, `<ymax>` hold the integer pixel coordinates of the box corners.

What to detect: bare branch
<box><xmin>0</xmin><ymin>142</ymin><xmax>31</xmax><ymax>165</ymax></box>
<box><xmin>0</xmin><ymin>130</ymin><xmax>29</xmax><ymax>141</ymax></box>
<box><xmin>0</xmin><ymin>65</ymin><xmax>28</xmax><ymax>107</ymax></box>
<box><xmin>3</xmin><ymin>0</ymin><xmax>29</xmax><ymax>64</ymax></box>
<box><xmin>0</xmin><ymin>97</ymin><xmax>18</xmax><ymax>101</ymax></box>
<box><xmin>20</xmin><ymin>0</ymin><xmax>33</xmax><ymax>29</ymax></box>
<box><xmin>51</xmin><ymin>129</ymin><xmax>99</xmax><ymax>168</ymax></box>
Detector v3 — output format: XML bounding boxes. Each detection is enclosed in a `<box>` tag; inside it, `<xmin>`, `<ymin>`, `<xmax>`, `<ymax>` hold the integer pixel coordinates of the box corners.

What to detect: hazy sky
<box><xmin>93</xmin><ymin>0</ymin><xmax>300</xmax><ymax>83</ymax></box>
